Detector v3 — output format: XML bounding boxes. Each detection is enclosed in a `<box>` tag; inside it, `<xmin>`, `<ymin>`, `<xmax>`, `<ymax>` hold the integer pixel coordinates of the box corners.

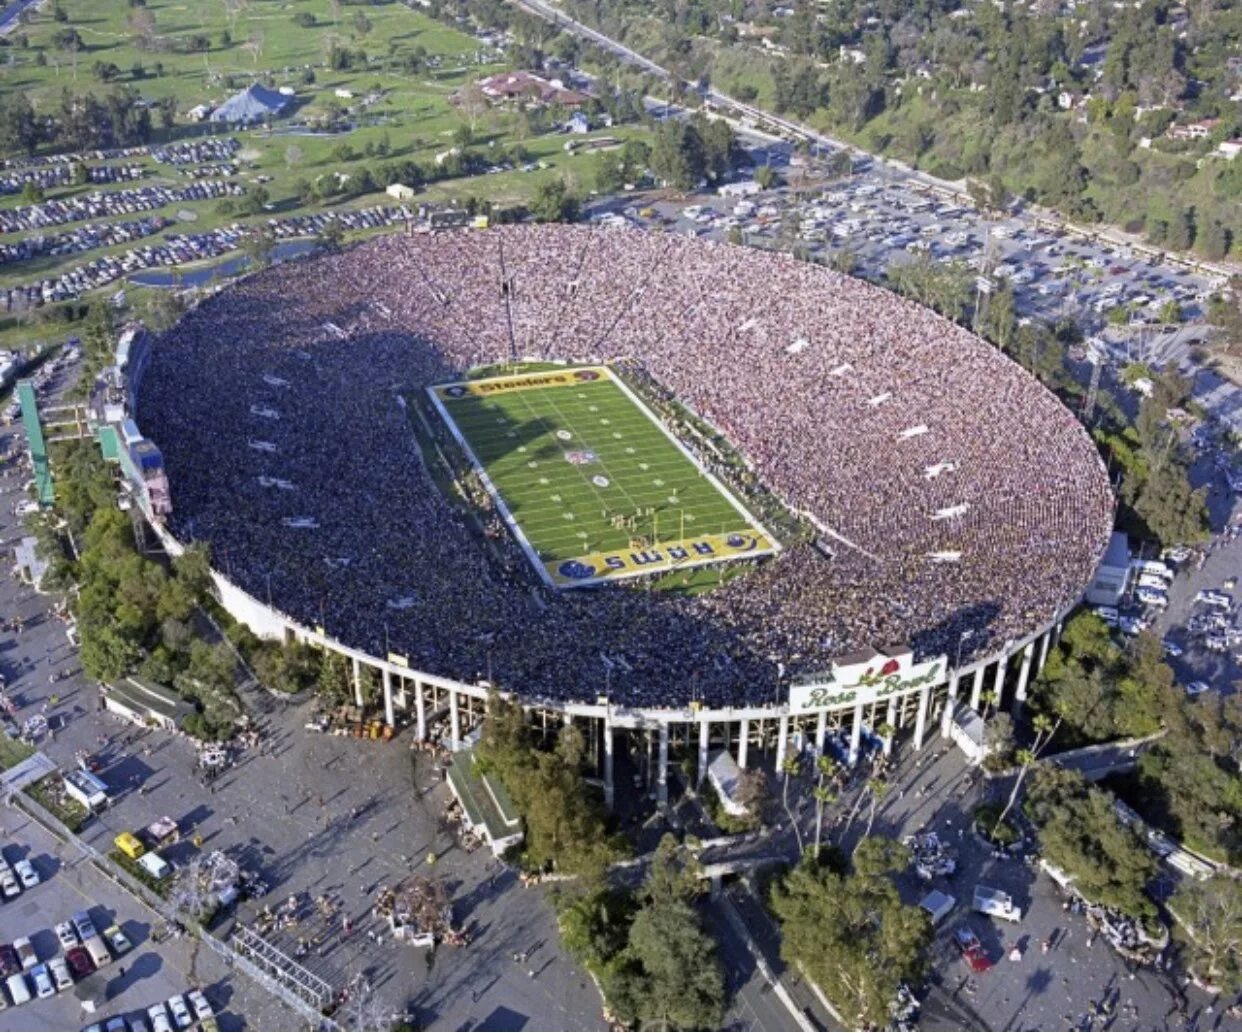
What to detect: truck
<box><xmin>973</xmin><ymin>884</ymin><xmax>1022</xmax><ymax>922</ymax></box>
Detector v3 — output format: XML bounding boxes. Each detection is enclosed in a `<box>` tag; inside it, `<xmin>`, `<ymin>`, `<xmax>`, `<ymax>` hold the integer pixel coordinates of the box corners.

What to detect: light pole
<box><xmin>955</xmin><ymin>627</ymin><xmax>975</xmax><ymax>671</ymax></box>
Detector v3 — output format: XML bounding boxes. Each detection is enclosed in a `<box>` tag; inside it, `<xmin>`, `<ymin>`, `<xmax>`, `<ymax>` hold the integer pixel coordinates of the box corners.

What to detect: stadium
<box><xmin>130</xmin><ymin>224</ymin><xmax>1114</xmax><ymax>801</ymax></box>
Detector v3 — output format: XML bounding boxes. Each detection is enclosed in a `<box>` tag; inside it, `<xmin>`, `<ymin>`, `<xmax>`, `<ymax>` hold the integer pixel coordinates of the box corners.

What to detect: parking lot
<box><xmin>0</xmin><ymin>810</ymin><xmax>276</xmax><ymax>1032</ymax></box>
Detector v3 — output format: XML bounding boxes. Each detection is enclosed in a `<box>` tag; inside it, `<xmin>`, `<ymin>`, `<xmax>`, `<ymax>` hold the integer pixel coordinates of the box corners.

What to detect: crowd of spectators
<box><xmin>136</xmin><ymin>225</ymin><xmax>1114</xmax><ymax>710</ymax></box>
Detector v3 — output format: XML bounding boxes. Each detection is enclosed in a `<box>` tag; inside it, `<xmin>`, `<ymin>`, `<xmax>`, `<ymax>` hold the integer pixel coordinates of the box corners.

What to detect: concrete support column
<box><xmin>351</xmin><ymin>656</ymin><xmax>363</xmax><ymax>707</ymax></box>
<box><xmin>913</xmin><ymin>684</ymin><xmax>931</xmax><ymax>750</ymax></box>
<box><xmin>449</xmin><ymin>689</ymin><xmax>461</xmax><ymax>750</ymax></box>
<box><xmin>1037</xmin><ymin>629</ymin><xmax>1052</xmax><ymax>675</ymax></box>
<box><xmin>737</xmin><ymin>717</ymin><xmax>750</xmax><ymax>769</ymax></box>
<box><xmin>815</xmin><ymin>710</ymin><xmax>827</xmax><ymax>756</ymax></box>
<box><xmin>657</xmin><ymin>723</ymin><xmax>669</xmax><ymax>811</ymax></box>
<box><xmin>1011</xmin><ymin>643</ymin><xmax>1034</xmax><ymax>718</ymax></box>
<box><xmin>992</xmin><ymin>656</ymin><xmax>1006</xmax><ymax>709</ymax></box>
<box><xmin>697</xmin><ymin>718</ymin><xmax>710</xmax><ymax>787</ymax></box>
<box><xmin>969</xmin><ymin>666</ymin><xmax>985</xmax><ymax>711</ymax></box>
<box><xmin>414</xmin><ymin>680</ymin><xmax>427</xmax><ymax>741</ymax></box>
<box><xmin>882</xmin><ymin>700</ymin><xmax>897</xmax><ymax>756</ymax></box>
<box><xmin>382</xmin><ymin>666</ymin><xmax>394</xmax><ymax>728</ymax></box>
<box><xmin>603</xmin><ymin>718</ymin><xmax>615</xmax><ymax>810</ymax></box>
<box><xmin>848</xmin><ymin>701</ymin><xmax>864</xmax><ymax>766</ymax></box>
<box><xmin>941</xmin><ymin>670</ymin><xmax>960</xmax><ymax>738</ymax></box>
<box><xmin>775</xmin><ymin>713</ymin><xmax>790</xmax><ymax>771</ymax></box>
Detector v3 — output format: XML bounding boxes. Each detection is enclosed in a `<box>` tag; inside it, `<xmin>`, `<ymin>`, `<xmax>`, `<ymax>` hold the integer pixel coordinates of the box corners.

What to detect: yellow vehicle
<box><xmin>114</xmin><ymin>832</ymin><xmax>144</xmax><ymax>860</ymax></box>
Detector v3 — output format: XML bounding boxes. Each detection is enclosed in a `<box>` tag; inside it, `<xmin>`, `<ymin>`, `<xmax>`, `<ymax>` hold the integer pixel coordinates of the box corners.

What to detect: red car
<box><xmin>0</xmin><ymin>943</ymin><xmax>18</xmax><ymax>978</ymax></box>
<box><xmin>954</xmin><ymin>927</ymin><xmax>993</xmax><ymax>973</ymax></box>
<box><xmin>64</xmin><ymin>946</ymin><xmax>95</xmax><ymax>980</ymax></box>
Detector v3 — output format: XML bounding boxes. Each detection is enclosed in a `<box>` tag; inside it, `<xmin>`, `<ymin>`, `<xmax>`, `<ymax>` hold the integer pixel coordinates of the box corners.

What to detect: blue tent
<box><xmin>210</xmin><ymin>83</ymin><xmax>289</xmax><ymax>125</ymax></box>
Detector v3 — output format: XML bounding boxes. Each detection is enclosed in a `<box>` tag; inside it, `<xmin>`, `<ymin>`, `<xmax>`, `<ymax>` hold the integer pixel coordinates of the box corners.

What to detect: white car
<box><xmin>187</xmin><ymin>989</ymin><xmax>214</xmax><ymax>1021</ymax></box>
<box><xmin>0</xmin><ymin>871</ymin><xmax>20</xmax><ymax>899</ymax></box>
<box><xmin>148</xmin><ymin>1002</ymin><xmax>173</xmax><ymax>1033</ymax></box>
<box><xmin>1186</xmin><ymin>681</ymin><xmax>1212</xmax><ymax>696</ymax></box>
<box><xmin>13</xmin><ymin>860</ymin><xmax>38</xmax><ymax>889</ymax></box>
<box><xmin>167</xmin><ymin>993</ymin><xmax>193</xmax><ymax>1029</ymax></box>
<box><xmin>47</xmin><ymin>956</ymin><xmax>72</xmax><ymax>992</ymax></box>
<box><xmin>1162</xmin><ymin>640</ymin><xmax>1184</xmax><ymax>658</ymax></box>
<box><xmin>54</xmin><ymin>921</ymin><xmax>78</xmax><ymax>953</ymax></box>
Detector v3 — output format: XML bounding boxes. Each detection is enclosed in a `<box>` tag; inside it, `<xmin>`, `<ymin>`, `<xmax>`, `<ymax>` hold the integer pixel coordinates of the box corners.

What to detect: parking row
<box><xmin>0</xmin><ymin>163</ymin><xmax>145</xmax><ymax>198</ymax></box>
<box><xmin>85</xmin><ymin>988</ymin><xmax>217</xmax><ymax>1033</ymax></box>
<box><xmin>0</xmin><ymin>908</ymin><xmax>130</xmax><ymax>1010</ymax></box>
<box><xmin>3</xmin><ymin>204</ymin><xmax>414</xmax><ymax>305</ymax></box>
<box><xmin>0</xmin><ymin>217</ymin><xmax>168</xmax><ymax>266</ymax></box>
<box><xmin>0</xmin><ymin>181</ymin><xmax>241</xmax><ymax>234</ymax></box>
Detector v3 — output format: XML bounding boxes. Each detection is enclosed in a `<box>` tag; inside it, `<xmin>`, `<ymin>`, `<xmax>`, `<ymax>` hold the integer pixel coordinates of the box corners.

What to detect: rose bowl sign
<box><xmin>788</xmin><ymin>650</ymin><xmax>947</xmax><ymax>713</ymax></box>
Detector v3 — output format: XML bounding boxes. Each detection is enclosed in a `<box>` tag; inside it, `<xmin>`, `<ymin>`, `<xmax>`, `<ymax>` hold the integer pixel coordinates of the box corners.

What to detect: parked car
<box><xmin>1162</xmin><ymin>639</ymin><xmax>1184</xmax><ymax>658</ymax></box>
<box><xmin>12</xmin><ymin>936</ymin><xmax>36</xmax><ymax>970</ymax></box>
<box><xmin>54</xmin><ymin>921</ymin><xmax>78</xmax><ymax>953</ymax></box>
<box><xmin>187</xmin><ymin>988</ymin><xmax>214</xmax><ymax>1021</ymax></box>
<box><xmin>168</xmin><ymin>993</ymin><xmax>193</xmax><ymax>1028</ymax></box>
<box><xmin>953</xmin><ymin>926</ymin><xmax>993</xmax><ymax>972</ymax></box>
<box><xmin>1187</xmin><ymin>681</ymin><xmax>1212</xmax><ymax>696</ymax></box>
<box><xmin>12</xmin><ymin>860</ymin><xmax>38</xmax><ymax>890</ymax></box>
<box><xmin>71</xmin><ymin>910</ymin><xmax>97</xmax><ymax>941</ymax></box>
<box><xmin>29</xmin><ymin>962</ymin><xmax>54</xmax><ymax>998</ymax></box>
<box><xmin>0</xmin><ymin>944</ymin><xmax>19</xmax><ymax>978</ymax></box>
<box><xmin>0</xmin><ymin>870</ymin><xmax>21</xmax><ymax>899</ymax></box>
<box><xmin>47</xmin><ymin>956</ymin><xmax>72</xmax><ymax>992</ymax></box>
<box><xmin>148</xmin><ymin>1001</ymin><xmax>173</xmax><ymax>1032</ymax></box>
<box><xmin>64</xmin><ymin>946</ymin><xmax>94</xmax><ymax>980</ymax></box>
<box><xmin>103</xmin><ymin>924</ymin><xmax>132</xmax><ymax>956</ymax></box>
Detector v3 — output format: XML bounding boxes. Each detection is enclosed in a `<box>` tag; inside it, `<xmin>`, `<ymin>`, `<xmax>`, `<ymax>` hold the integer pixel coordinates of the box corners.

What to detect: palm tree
<box><xmin>991</xmin><ymin>714</ymin><xmax>1060</xmax><ymax>838</ymax></box>
<box><xmin>811</xmin><ymin>755</ymin><xmax>839</xmax><ymax>856</ymax></box>
<box><xmin>780</xmin><ymin>752</ymin><xmax>805</xmax><ymax>855</ymax></box>
<box><xmin>862</xmin><ymin>777</ymin><xmax>888</xmax><ymax>839</ymax></box>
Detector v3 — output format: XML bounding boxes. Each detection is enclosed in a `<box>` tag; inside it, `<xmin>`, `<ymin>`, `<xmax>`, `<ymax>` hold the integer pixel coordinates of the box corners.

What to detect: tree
<box><xmin>650</xmin><ymin>120</ymin><xmax>706</xmax><ymax>192</ymax></box>
<box><xmin>602</xmin><ymin>835</ymin><xmax>725</xmax><ymax>1032</ymax></box>
<box><xmin>771</xmin><ymin>840</ymin><xmax>930</xmax><ymax>1027</ymax></box>
<box><xmin>1170</xmin><ymin>876</ymin><xmax>1242</xmax><ymax>993</ymax></box>
<box><xmin>457</xmin><ymin>80</ymin><xmax>490</xmax><ymax>134</ymax></box>
<box><xmin>1025</xmin><ymin>766</ymin><xmax>1157</xmax><ymax>919</ymax></box>
<box><xmin>0</xmin><ymin>92</ymin><xmax>42</xmax><ymax>155</ymax></box>
<box><xmin>779</xmin><ymin>752</ymin><xmax>805</xmax><ymax>855</ymax></box>
<box><xmin>754</xmin><ymin>163</ymin><xmax>777</xmax><ymax>190</ymax></box>
<box><xmin>529</xmin><ymin>177</ymin><xmax>579</xmax><ymax>223</ymax></box>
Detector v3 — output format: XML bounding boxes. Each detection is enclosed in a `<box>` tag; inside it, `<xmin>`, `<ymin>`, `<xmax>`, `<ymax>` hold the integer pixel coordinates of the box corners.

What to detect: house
<box><xmin>186</xmin><ymin>103</ymin><xmax>213</xmax><ymax>122</ymax></box>
<box><xmin>386</xmin><ymin>183</ymin><xmax>416</xmax><ymax>201</ymax></box>
<box><xmin>1217</xmin><ymin>139</ymin><xmax>1242</xmax><ymax>160</ymax></box>
<box><xmin>102</xmin><ymin>677</ymin><xmax>193</xmax><ymax>732</ymax></box>
<box><xmin>334</xmin><ymin>88</ymin><xmax>354</xmax><ymax>100</ymax></box>
<box><xmin>566</xmin><ymin>111</ymin><xmax>590</xmax><ymax>134</ymax></box>
<box><xmin>473</xmin><ymin>70</ymin><xmax>589</xmax><ymax>108</ymax></box>
<box><xmin>718</xmin><ymin>179</ymin><xmax>763</xmax><ymax>198</ymax></box>
<box><xmin>1168</xmin><ymin>118</ymin><xmax>1219</xmax><ymax>141</ymax></box>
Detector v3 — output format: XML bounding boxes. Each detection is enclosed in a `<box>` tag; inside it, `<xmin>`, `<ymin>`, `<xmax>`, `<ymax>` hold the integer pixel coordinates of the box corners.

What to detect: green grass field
<box><xmin>430</xmin><ymin>365</ymin><xmax>778</xmax><ymax>588</ymax></box>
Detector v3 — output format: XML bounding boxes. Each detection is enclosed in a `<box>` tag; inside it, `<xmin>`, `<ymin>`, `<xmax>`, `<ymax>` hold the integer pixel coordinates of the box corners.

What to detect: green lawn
<box><xmin>431</xmin><ymin>365</ymin><xmax>778</xmax><ymax>588</ymax></box>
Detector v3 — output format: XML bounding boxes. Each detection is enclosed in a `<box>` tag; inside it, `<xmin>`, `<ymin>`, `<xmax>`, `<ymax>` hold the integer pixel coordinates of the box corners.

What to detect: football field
<box><xmin>429</xmin><ymin>366</ymin><xmax>778</xmax><ymax>587</ymax></box>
